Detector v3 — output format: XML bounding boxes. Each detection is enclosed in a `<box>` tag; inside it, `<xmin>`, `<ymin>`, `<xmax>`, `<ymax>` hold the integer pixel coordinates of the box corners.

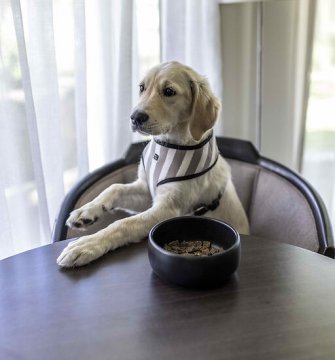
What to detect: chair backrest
<box><xmin>216</xmin><ymin>137</ymin><xmax>334</xmax><ymax>257</ymax></box>
<box><xmin>53</xmin><ymin>137</ymin><xmax>334</xmax><ymax>258</ymax></box>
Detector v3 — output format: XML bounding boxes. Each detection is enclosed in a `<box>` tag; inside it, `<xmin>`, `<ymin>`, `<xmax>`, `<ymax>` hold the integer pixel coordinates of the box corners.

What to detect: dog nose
<box><xmin>130</xmin><ymin>110</ymin><xmax>149</xmax><ymax>126</ymax></box>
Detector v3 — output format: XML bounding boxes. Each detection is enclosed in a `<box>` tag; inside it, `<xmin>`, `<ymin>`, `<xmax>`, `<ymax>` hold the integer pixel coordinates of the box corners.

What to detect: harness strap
<box><xmin>193</xmin><ymin>192</ymin><xmax>222</xmax><ymax>216</ymax></box>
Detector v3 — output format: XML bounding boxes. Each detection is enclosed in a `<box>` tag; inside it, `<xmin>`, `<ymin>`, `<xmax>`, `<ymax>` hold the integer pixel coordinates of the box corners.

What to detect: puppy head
<box><xmin>130</xmin><ymin>61</ymin><xmax>221</xmax><ymax>142</ymax></box>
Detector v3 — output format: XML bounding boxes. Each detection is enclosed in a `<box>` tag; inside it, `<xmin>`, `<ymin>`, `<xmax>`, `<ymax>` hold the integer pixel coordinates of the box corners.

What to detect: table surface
<box><xmin>1</xmin><ymin>236</ymin><xmax>335</xmax><ymax>360</ymax></box>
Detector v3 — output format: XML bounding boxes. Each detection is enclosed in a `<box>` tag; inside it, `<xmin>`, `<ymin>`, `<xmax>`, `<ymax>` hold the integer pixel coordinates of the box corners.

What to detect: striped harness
<box><xmin>141</xmin><ymin>132</ymin><xmax>219</xmax><ymax>197</ymax></box>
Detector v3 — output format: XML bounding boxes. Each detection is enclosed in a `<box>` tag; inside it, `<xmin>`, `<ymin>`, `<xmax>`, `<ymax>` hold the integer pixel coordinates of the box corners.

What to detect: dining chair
<box><xmin>52</xmin><ymin>137</ymin><xmax>335</xmax><ymax>258</ymax></box>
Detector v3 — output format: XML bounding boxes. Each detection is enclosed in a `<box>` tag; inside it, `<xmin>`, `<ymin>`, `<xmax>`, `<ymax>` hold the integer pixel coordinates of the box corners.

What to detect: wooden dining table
<box><xmin>1</xmin><ymin>235</ymin><xmax>335</xmax><ymax>360</ymax></box>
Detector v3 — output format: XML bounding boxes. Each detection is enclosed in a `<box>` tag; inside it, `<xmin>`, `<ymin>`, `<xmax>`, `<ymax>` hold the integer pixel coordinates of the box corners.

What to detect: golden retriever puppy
<box><xmin>57</xmin><ymin>61</ymin><xmax>249</xmax><ymax>267</ymax></box>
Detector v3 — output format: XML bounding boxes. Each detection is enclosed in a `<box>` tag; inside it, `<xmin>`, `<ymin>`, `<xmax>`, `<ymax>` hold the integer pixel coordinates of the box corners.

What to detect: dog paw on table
<box><xmin>57</xmin><ymin>235</ymin><xmax>106</xmax><ymax>267</ymax></box>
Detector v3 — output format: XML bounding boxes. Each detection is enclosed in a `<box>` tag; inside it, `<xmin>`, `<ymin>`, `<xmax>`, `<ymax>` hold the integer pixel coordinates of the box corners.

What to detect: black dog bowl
<box><xmin>148</xmin><ymin>216</ymin><xmax>240</xmax><ymax>288</ymax></box>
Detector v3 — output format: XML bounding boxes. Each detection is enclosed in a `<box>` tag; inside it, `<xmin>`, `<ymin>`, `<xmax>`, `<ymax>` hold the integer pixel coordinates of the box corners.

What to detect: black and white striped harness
<box><xmin>141</xmin><ymin>132</ymin><xmax>220</xmax><ymax>199</ymax></box>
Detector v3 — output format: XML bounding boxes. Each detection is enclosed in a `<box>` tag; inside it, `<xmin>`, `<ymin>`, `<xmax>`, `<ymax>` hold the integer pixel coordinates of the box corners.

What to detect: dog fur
<box><xmin>57</xmin><ymin>61</ymin><xmax>249</xmax><ymax>268</ymax></box>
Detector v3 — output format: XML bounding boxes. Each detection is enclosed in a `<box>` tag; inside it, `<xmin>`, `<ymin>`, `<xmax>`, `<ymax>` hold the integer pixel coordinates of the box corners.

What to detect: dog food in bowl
<box><xmin>164</xmin><ymin>240</ymin><xmax>224</xmax><ymax>256</ymax></box>
<box><xmin>148</xmin><ymin>216</ymin><xmax>240</xmax><ymax>288</ymax></box>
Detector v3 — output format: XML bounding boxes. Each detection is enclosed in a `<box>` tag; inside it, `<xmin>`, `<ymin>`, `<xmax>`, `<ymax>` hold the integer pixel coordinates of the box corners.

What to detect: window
<box><xmin>302</xmin><ymin>0</ymin><xmax>335</xmax><ymax>230</ymax></box>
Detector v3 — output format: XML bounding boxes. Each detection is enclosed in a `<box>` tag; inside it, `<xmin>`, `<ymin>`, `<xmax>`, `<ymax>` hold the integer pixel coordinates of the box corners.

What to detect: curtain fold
<box><xmin>73</xmin><ymin>0</ymin><xmax>89</xmax><ymax>178</ymax></box>
<box><xmin>111</xmin><ymin>0</ymin><xmax>138</xmax><ymax>160</ymax></box>
<box><xmin>0</xmin><ymin>163</ymin><xmax>13</xmax><ymax>258</ymax></box>
<box><xmin>11</xmin><ymin>0</ymin><xmax>53</xmax><ymax>242</ymax></box>
<box><xmin>25</xmin><ymin>0</ymin><xmax>65</xmax><ymax>234</ymax></box>
<box><xmin>86</xmin><ymin>0</ymin><xmax>137</xmax><ymax>170</ymax></box>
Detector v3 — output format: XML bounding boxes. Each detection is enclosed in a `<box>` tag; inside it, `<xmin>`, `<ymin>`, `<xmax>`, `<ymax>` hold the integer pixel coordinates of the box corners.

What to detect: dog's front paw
<box><xmin>66</xmin><ymin>205</ymin><xmax>102</xmax><ymax>230</ymax></box>
<box><xmin>57</xmin><ymin>236</ymin><xmax>105</xmax><ymax>268</ymax></box>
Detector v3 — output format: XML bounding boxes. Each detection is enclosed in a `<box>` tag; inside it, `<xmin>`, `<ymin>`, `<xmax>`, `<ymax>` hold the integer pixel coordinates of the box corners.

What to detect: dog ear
<box><xmin>189</xmin><ymin>78</ymin><xmax>221</xmax><ymax>141</ymax></box>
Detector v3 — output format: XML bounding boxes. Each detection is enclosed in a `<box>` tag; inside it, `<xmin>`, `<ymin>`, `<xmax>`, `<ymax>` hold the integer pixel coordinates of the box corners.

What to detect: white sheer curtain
<box><xmin>0</xmin><ymin>0</ymin><xmax>159</xmax><ymax>259</ymax></box>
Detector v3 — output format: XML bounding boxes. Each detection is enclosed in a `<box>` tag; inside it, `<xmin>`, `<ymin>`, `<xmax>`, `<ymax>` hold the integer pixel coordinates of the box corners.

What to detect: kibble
<box><xmin>164</xmin><ymin>240</ymin><xmax>224</xmax><ymax>256</ymax></box>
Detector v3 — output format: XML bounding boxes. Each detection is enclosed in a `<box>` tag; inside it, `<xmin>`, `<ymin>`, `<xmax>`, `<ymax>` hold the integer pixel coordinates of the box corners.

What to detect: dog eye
<box><xmin>139</xmin><ymin>84</ymin><xmax>145</xmax><ymax>94</ymax></box>
<box><xmin>163</xmin><ymin>87</ymin><xmax>176</xmax><ymax>97</ymax></box>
